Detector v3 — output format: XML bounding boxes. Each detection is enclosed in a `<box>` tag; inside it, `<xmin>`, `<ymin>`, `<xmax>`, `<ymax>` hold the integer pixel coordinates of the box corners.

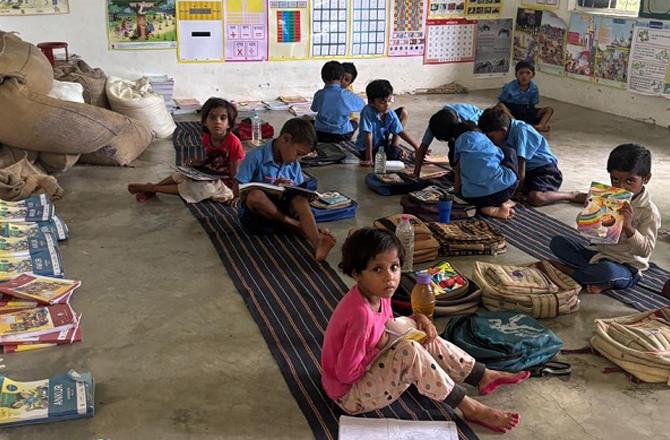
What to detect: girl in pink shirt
<box><xmin>321</xmin><ymin>228</ymin><xmax>528</xmax><ymax>433</ymax></box>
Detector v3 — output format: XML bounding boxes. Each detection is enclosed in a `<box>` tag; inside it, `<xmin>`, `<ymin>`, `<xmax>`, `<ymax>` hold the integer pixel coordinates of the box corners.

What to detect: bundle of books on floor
<box><xmin>173</xmin><ymin>98</ymin><xmax>202</xmax><ymax>115</ymax></box>
<box><xmin>146</xmin><ymin>74</ymin><xmax>176</xmax><ymax>112</ymax></box>
<box><xmin>310</xmin><ymin>191</ymin><xmax>354</xmax><ymax>210</ymax></box>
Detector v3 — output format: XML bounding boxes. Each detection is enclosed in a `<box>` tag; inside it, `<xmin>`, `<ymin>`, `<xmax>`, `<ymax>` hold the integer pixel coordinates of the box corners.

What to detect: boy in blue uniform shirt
<box><xmin>356</xmin><ymin>79</ymin><xmax>420</xmax><ymax>167</ymax></box>
<box><xmin>311</xmin><ymin>61</ymin><xmax>366</xmax><ymax>143</ymax></box>
<box><xmin>478</xmin><ymin>107</ymin><xmax>585</xmax><ymax>206</ymax></box>
<box><xmin>498</xmin><ymin>61</ymin><xmax>553</xmax><ymax>132</ymax></box>
<box><xmin>235</xmin><ymin>118</ymin><xmax>336</xmax><ymax>261</ymax></box>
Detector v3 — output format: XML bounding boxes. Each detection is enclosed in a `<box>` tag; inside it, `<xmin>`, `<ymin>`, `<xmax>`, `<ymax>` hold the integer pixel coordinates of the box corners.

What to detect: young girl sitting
<box><xmin>321</xmin><ymin>228</ymin><xmax>528</xmax><ymax>433</ymax></box>
<box><xmin>128</xmin><ymin>98</ymin><xmax>244</xmax><ymax>203</ymax></box>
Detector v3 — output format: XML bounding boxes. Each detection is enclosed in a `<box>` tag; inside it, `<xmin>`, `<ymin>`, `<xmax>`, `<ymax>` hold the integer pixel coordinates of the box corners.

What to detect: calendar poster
<box><xmin>465</xmin><ymin>0</ymin><xmax>502</xmax><ymax>19</ymax></box>
<box><xmin>268</xmin><ymin>0</ymin><xmax>310</xmax><ymax>60</ymax></box>
<box><xmin>224</xmin><ymin>0</ymin><xmax>268</xmax><ymax>61</ymax></box>
<box><xmin>350</xmin><ymin>0</ymin><xmax>388</xmax><ymax>56</ymax></box>
<box><xmin>388</xmin><ymin>0</ymin><xmax>428</xmax><ymax>56</ymax></box>
<box><xmin>474</xmin><ymin>19</ymin><xmax>513</xmax><ymax>75</ymax></box>
<box><xmin>424</xmin><ymin>19</ymin><xmax>476</xmax><ymax>64</ymax></box>
<box><xmin>311</xmin><ymin>0</ymin><xmax>349</xmax><ymax>57</ymax></box>
<box><xmin>427</xmin><ymin>0</ymin><xmax>465</xmax><ymax>19</ymax></box>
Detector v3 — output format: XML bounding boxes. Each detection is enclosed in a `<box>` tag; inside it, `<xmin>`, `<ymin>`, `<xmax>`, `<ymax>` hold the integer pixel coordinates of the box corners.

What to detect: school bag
<box><xmin>427</xmin><ymin>220</ymin><xmax>507</xmax><ymax>256</ymax></box>
<box><xmin>365</xmin><ymin>173</ymin><xmax>430</xmax><ymax>196</ymax></box>
<box><xmin>372</xmin><ymin>214</ymin><xmax>439</xmax><ymax>264</ymax></box>
<box><xmin>591</xmin><ymin>307</ymin><xmax>670</xmax><ymax>385</ymax></box>
<box><xmin>300</xmin><ymin>143</ymin><xmax>347</xmax><ymax>167</ymax></box>
<box><xmin>400</xmin><ymin>186</ymin><xmax>476</xmax><ymax>222</ymax></box>
<box><xmin>443</xmin><ymin>311</ymin><xmax>565</xmax><ymax>373</ymax></box>
<box><xmin>474</xmin><ymin>261</ymin><xmax>581</xmax><ymax>319</ymax></box>
<box><xmin>234</xmin><ymin>118</ymin><xmax>274</xmax><ymax>141</ymax></box>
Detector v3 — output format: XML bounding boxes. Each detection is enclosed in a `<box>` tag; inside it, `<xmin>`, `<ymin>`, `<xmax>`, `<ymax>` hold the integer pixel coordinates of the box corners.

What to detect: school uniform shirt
<box><xmin>202</xmin><ymin>132</ymin><xmax>245</xmax><ymax>174</ymax></box>
<box><xmin>498</xmin><ymin>79</ymin><xmax>539</xmax><ymax>106</ymax></box>
<box><xmin>420</xmin><ymin>103</ymin><xmax>484</xmax><ymax>147</ymax></box>
<box><xmin>356</xmin><ymin>105</ymin><xmax>404</xmax><ymax>152</ymax></box>
<box><xmin>311</xmin><ymin>84</ymin><xmax>365</xmax><ymax>134</ymax></box>
<box><xmin>235</xmin><ymin>140</ymin><xmax>304</xmax><ymax>186</ymax></box>
<box><xmin>321</xmin><ymin>284</ymin><xmax>393</xmax><ymax>400</ymax></box>
<box><xmin>506</xmin><ymin>120</ymin><xmax>557</xmax><ymax>170</ymax></box>
<box><xmin>593</xmin><ymin>187</ymin><xmax>661</xmax><ymax>271</ymax></box>
<box><xmin>454</xmin><ymin>131</ymin><xmax>517</xmax><ymax>198</ymax></box>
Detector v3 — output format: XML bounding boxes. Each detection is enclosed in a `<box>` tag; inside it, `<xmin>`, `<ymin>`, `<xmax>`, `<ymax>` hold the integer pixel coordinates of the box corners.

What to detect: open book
<box><xmin>239</xmin><ymin>182</ymin><xmax>319</xmax><ymax>202</ymax></box>
<box><xmin>577</xmin><ymin>181</ymin><xmax>633</xmax><ymax>244</ymax></box>
<box><xmin>173</xmin><ymin>165</ymin><xmax>226</xmax><ymax>182</ymax></box>
<box><xmin>368</xmin><ymin>317</ymin><xmax>426</xmax><ymax>370</ymax></box>
<box><xmin>339</xmin><ymin>416</ymin><xmax>458</xmax><ymax>440</ymax></box>
<box><xmin>0</xmin><ymin>273</ymin><xmax>80</xmax><ymax>305</ymax></box>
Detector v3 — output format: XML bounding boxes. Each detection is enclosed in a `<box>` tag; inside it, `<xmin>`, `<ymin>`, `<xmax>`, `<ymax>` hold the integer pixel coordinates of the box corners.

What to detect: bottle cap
<box><xmin>400</xmin><ymin>214</ymin><xmax>410</xmax><ymax>222</ymax></box>
<box><xmin>416</xmin><ymin>272</ymin><xmax>432</xmax><ymax>285</ymax></box>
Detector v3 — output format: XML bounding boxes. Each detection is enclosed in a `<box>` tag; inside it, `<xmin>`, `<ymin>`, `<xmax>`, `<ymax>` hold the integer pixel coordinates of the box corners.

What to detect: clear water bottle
<box><xmin>411</xmin><ymin>272</ymin><xmax>436</xmax><ymax>321</ymax></box>
<box><xmin>251</xmin><ymin>112</ymin><xmax>262</xmax><ymax>145</ymax></box>
<box><xmin>396</xmin><ymin>214</ymin><xmax>414</xmax><ymax>273</ymax></box>
<box><xmin>374</xmin><ymin>148</ymin><xmax>387</xmax><ymax>175</ymax></box>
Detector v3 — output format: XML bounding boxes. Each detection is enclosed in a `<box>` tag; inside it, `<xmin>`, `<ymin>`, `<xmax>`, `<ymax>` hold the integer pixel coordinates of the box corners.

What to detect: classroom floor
<box><xmin>5</xmin><ymin>90</ymin><xmax>670</xmax><ymax>440</ymax></box>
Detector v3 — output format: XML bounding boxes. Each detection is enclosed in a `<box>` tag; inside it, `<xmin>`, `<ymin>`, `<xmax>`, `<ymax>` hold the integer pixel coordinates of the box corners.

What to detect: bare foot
<box><xmin>534</xmin><ymin>124</ymin><xmax>551</xmax><ymax>133</ymax></box>
<box><xmin>459</xmin><ymin>396</ymin><xmax>520</xmax><ymax>433</ymax></box>
<box><xmin>586</xmin><ymin>284</ymin><xmax>610</xmax><ymax>294</ymax></box>
<box><xmin>570</xmin><ymin>191</ymin><xmax>588</xmax><ymax>205</ymax></box>
<box><xmin>479</xmin><ymin>370</ymin><xmax>530</xmax><ymax>396</ymax></box>
<box><xmin>480</xmin><ymin>205</ymin><xmax>515</xmax><ymax>220</ymax></box>
<box><xmin>128</xmin><ymin>183</ymin><xmax>146</xmax><ymax>194</ymax></box>
<box><xmin>502</xmin><ymin>199</ymin><xmax>517</xmax><ymax>208</ymax></box>
<box><xmin>315</xmin><ymin>232</ymin><xmax>336</xmax><ymax>261</ymax></box>
<box><xmin>318</xmin><ymin>228</ymin><xmax>336</xmax><ymax>241</ymax></box>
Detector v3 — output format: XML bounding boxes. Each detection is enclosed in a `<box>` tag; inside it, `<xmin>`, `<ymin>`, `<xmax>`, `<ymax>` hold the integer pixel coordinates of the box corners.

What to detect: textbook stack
<box><xmin>146</xmin><ymin>74</ymin><xmax>176</xmax><ymax>112</ymax></box>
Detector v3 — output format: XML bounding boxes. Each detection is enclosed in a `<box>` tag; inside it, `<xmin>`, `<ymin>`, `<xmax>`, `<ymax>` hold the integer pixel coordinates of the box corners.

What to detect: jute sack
<box><xmin>0</xmin><ymin>78</ymin><xmax>135</xmax><ymax>154</ymax></box>
<box><xmin>53</xmin><ymin>59</ymin><xmax>110</xmax><ymax>108</ymax></box>
<box><xmin>79</xmin><ymin>119</ymin><xmax>153</xmax><ymax>166</ymax></box>
<box><xmin>38</xmin><ymin>152</ymin><xmax>81</xmax><ymax>173</ymax></box>
<box><xmin>0</xmin><ymin>31</ymin><xmax>53</xmax><ymax>94</ymax></box>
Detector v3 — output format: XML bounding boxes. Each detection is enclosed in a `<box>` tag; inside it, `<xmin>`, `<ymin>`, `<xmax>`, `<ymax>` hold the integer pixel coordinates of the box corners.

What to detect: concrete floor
<box><xmin>3</xmin><ymin>90</ymin><xmax>669</xmax><ymax>440</ymax></box>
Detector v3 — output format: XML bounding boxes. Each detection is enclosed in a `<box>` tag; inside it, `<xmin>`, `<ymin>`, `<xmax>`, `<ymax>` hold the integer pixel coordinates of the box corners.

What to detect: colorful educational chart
<box><xmin>224</xmin><ymin>0</ymin><xmax>268</xmax><ymax>61</ymax></box>
<box><xmin>520</xmin><ymin>0</ymin><xmax>558</xmax><ymax>9</ymax></box>
<box><xmin>176</xmin><ymin>1</ymin><xmax>224</xmax><ymax>62</ymax></box>
<box><xmin>427</xmin><ymin>0</ymin><xmax>465</xmax><ymax>19</ymax></box>
<box><xmin>424</xmin><ymin>19</ymin><xmax>476</xmax><ymax>64</ymax></box>
<box><xmin>627</xmin><ymin>23</ymin><xmax>670</xmax><ymax>96</ymax></box>
<box><xmin>474</xmin><ymin>19</ymin><xmax>512</xmax><ymax>75</ymax></box>
<box><xmin>513</xmin><ymin>8</ymin><xmax>542</xmax><ymax>62</ymax></box>
<box><xmin>594</xmin><ymin>18</ymin><xmax>634</xmax><ymax>88</ymax></box>
<box><xmin>0</xmin><ymin>0</ymin><xmax>69</xmax><ymax>15</ymax></box>
<box><xmin>350</xmin><ymin>0</ymin><xmax>387</xmax><ymax>56</ymax></box>
<box><xmin>639</xmin><ymin>0</ymin><xmax>670</xmax><ymax>20</ymax></box>
<box><xmin>565</xmin><ymin>13</ymin><xmax>598</xmax><ymax>81</ymax></box>
<box><xmin>311</xmin><ymin>0</ymin><xmax>349</xmax><ymax>57</ymax></box>
<box><xmin>107</xmin><ymin>0</ymin><xmax>177</xmax><ymax>50</ymax></box>
<box><xmin>269</xmin><ymin>0</ymin><xmax>310</xmax><ymax>59</ymax></box>
<box><xmin>465</xmin><ymin>0</ymin><xmax>502</xmax><ymax>18</ymax></box>
<box><xmin>388</xmin><ymin>0</ymin><xmax>428</xmax><ymax>57</ymax></box>
<box><xmin>513</xmin><ymin>8</ymin><xmax>566</xmax><ymax>75</ymax></box>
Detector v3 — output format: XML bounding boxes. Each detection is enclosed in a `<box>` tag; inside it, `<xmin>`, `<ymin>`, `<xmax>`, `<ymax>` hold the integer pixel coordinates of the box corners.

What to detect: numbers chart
<box><xmin>424</xmin><ymin>19</ymin><xmax>476</xmax><ymax>64</ymax></box>
<box><xmin>312</xmin><ymin>0</ymin><xmax>349</xmax><ymax>57</ymax></box>
<box><xmin>388</xmin><ymin>0</ymin><xmax>428</xmax><ymax>57</ymax></box>
<box><xmin>351</xmin><ymin>0</ymin><xmax>387</xmax><ymax>56</ymax></box>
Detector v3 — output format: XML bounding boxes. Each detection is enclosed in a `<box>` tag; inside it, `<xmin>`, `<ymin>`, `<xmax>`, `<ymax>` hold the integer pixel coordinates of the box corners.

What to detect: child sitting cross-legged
<box><xmin>498</xmin><ymin>60</ymin><xmax>554</xmax><ymax>132</ymax></box>
<box><xmin>321</xmin><ymin>228</ymin><xmax>527</xmax><ymax>433</ymax></box>
<box><xmin>235</xmin><ymin>118</ymin><xmax>336</xmax><ymax>261</ymax></box>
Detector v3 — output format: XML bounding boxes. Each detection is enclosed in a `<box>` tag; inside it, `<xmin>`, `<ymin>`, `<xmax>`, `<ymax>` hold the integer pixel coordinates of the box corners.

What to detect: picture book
<box><xmin>0</xmin><ymin>304</ymin><xmax>77</xmax><ymax>342</ymax></box>
<box><xmin>310</xmin><ymin>192</ymin><xmax>352</xmax><ymax>210</ymax></box>
<box><xmin>0</xmin><ymin>204</ymin><xmax>54</xmax><ymax>223</ymax></box>
<box><xmin>0</xmin><ymin>233</ymin><xmax>54</xmax><ymax>257</ymax></box>
<box><xmin>339</xmin><ymin>415</ymin><xmax>458</xmax><ymax>440</ymax></box>
<box><xmin>0</xmin><ymin>370</ymin><xmax>94</xmax><ymax>428</ymax></box>
<box><xmin>368</xmin><ymin>317</ymin><xmax>427</xmax><ymax>370</ymax></box>
<box><xmin>577</xmin><ymin>182</ymin><xmax>633</xmax><ymax>244</ymax></box>
<box><xmin>420</xmin><ymin>261</ymin><xmax>468</xmax><ymax>297</ymax></box>
<box><xmin>0</xmin><ymin>236</ymin><xmax>63</xmax><ymax>281</ymax></box>
<box><xmin>2</xmin><ymin>324</ymin><xmax>82</xmax><ymax>353</ymax></box>
<box><xmin>238</xmin><ymin>183</ymin><xmax>319</xmax><ymax>202</ymax></box>
<box><xmin>0</xmin><ymin>274</ymin><xmax>80</xmax><ymax>305</ymax></box>
<box><xmin>173</xmin><ymin>165</ymin><xmax>225</xmax><ymax>182</ymax></box>
<box><xmin>0</xmin><ymin>216</ymin><xmax>69</xmax><ymax>242</ymax></box>
<box><xmin>0</xmin><ymin>195</ymin><xmax>50</xmax><ymax>209</ymax></box>
<box><xmin>409</xmin><ymin>185</ymin><xmax>452</xmax><ymax>204</ymax></box>
<box><xmin>0</xmin><ymin>295</ymin><xmax>39</xmax><ymax>314</ymax></box>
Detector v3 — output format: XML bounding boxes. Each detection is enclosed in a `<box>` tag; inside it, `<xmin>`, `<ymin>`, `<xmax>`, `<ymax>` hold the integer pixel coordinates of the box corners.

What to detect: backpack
<box><xmin>365</xmin><ymin>173</ymin><xmax>430</xmax><ymax>196</ymax></box>
<box><xmin>235</xmin><ymin>118</ymin><xmax>275</xmax><ymax>141</ymax></box>
<box><xmin>373</xmin><ymin>214</ymin><xmax>439</xmax><ymax>264</ymax></box>
<box><xmin>474</xmin><ymin>261</ymin><xmax>581</xmax><ymax>319</ymax></box>
<box><xmin>300</xmin><ymin>143</ymin><xmax>347</xmax><ymax>167</ymax></box>
<box><xmin>591</xmin><ymin>307</ymin><xmax>670</xmax><ymax>385</ymax></box>
<box><xmin>428</xmin><ymin>220</ymin><xmax>506</xmax><ymax>256</ymax></box>
<box><xmin>443</xmin><ymin>311</ymin><xmax>564</xmax><ymax>373</ymax></box>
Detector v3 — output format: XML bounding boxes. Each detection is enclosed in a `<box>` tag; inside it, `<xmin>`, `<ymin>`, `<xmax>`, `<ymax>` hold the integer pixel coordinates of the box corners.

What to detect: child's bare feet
<box><xmin>570</xmin><ymin>191</ymin><xmax>588</xmax><ymax>204</ymax></box>
<box><xmin>479</xmin><ymin>370</ymin><xmax>530</xmax><ymax>396</ymax></box>
<box><xmin>128</xmin><ymin>183</ymin><xmax>145</xmax><ymax>194</ymax></box>
<box><xmin>315</xmin><ymin>231</ymin><xmax>336</xmax><ymax>261</ymax></box>
<box><xmin>534</xmin><ymin>124</ymin><xmax>551</xmax><ymax>133</ymax></box>
<box><xmin>128</xmin><ymin>184</ymin><xmax>156</xmax><ymax>202</ymax></box>
<box><xmin>480</xmin><ymin>205</ymin><xmax>515</xmax><ymax>220</ymax></box>
<box><xmin>459</xmin><ymin>396</ymin><xmax>520</xmax><ymax>433</ymax></box>
<box><xmin>586</xmin><ymin>284</ymin><xmax>610</xmax><ymax>294</ymax></box>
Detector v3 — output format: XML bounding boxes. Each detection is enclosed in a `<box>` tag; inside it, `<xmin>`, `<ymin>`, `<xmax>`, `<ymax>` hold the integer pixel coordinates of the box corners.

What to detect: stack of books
<box><xmin>262</xmin><ymin>99</ymin><xmax>291</xmax><ymax>111</ymax></box>
<box><xmin>310</xmin><ymin>191</ymin><xmax>353</xmax><ymax>210</ymax></box>
<box><xmin>173</xmin><ymin>98</ymin><xmax>202</xmax><ymax>115</ymax></box>
<box><xmin>145</xmin><ymin>74</ymin><xmax>176</xmax><ymax>112</ymax></box>
<box><xmin>289</xmin><ymin>102</ymin><xmax>316</xmax><ymax>118</ymax></box>
<box><xmin>0</xmin><ymin>273</ymin><xmax>83</xmax><ymax>353</ymax></box>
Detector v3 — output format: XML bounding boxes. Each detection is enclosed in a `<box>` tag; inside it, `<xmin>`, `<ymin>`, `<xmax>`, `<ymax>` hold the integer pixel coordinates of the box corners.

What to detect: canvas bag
<box><xmin>443</xmin><ymin>311</ymin><xmax>564</xmax><ymax>373</ymax></box>
<box><xmin>474</xmin><ymin>261</ymin><xmax>581</xmax><ymax>319</ymax></box>
<box><xmin>591</xmin><ymin>308</ymin><xmax>670</xmax><ymax>385</ymax></box>
<box><xmin>53</xmin><ymin>59</ymin><xmax>110</xmax><ymax>108</ymax></box>
<box><xmin>373</xmin><ymin>214</ymin><xmax>439</xmax><ymax>264</ymax></box>
<box><xmin>300</xmin><ymin>143</ymin><xmax>346</xmax><ymax>167</ymax></box>
<box><xmin>79</xmin><ymin>119</ymin><xmax>153</xmax><ymax>166</ymax></box>
<box><xmin>428</xmin><ymin>220</ymin><xmax>507</xmax><ymax>256</ymax></box>
<box><xmin>0</xmin><ymin>31</ymin><xmax>53</xmax><ymax>94</ymax></box>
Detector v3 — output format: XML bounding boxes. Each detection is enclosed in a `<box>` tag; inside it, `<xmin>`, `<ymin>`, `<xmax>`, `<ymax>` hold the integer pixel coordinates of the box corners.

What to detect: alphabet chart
<box><xmin>388</xmin><ymin>0</ymin><xmax>428</xmax><ymax>57</ymax></box>
<box><xmin>350</xmin><ymin>0</ymin><xmax>388</xmax><ymax>56</ymax></box>
<box><xmin>424</xmin><ymin>19</ymin><xmax>476</xmax><ymax>64</ymax></box>
<box><xmin>224</xmin><ymin>0</ymin><xmax>268</xmax><ymax>61</ymax></box>
<box><xmin>311</xmin><ymin>0</ymin><xmax>349</xmax><ymax>57</ymax></box>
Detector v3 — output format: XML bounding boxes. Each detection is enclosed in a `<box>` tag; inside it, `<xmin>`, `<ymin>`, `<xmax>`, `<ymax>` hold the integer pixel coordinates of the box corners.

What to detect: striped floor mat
<box><xmin>173</xmin><ymin>122</ymin><xmax>478</xmax><ymax>440</ymax></box>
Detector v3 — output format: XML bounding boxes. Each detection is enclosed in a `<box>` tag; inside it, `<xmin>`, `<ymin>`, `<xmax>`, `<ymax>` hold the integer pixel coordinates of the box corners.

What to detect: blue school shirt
<box><xmin>420</xmin><ymin>103</ymin><xmax>484</xmax><ymax>146</ymax></box>
<box><xmin>311</xmin><ymin>85</ymin><xmax>365</xmax><ymax>135</ymax></box>
<box><xmin>506</xmin><ymin>120</ymin><xmax>557</xmax><ymax>170</ymax></box>
<box><xmin>235</xmin><ymin>140</ymin><xmax>304</xmax><ymax>186</ymax></box>
<box><xmin>498</xmin><ymin>80</ymin><xmax>539</xmax><ymax>106</ymax></box>
<box><xmin>356</xmin><ymin>105</ymin><xmax>403</xmax><ymax>151</ymax></box>
<box><xmin>454</xmin><ymin>131</ymin><xmax>517</xmax><ymax>198</ymax></box>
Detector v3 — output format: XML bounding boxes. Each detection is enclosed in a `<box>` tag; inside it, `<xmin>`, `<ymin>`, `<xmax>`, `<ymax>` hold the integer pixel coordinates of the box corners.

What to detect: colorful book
<box><xmin>409</xmin><ymin>185</ymin><xmax>452</xmax><ymax>204</ymax></box>
<box><xmin>0</xmin><ymin>304</ymin><xmax>77</xmax><ymax>342</ymax></box>
<box><xmin>0</xmin><ymin>195</ymin><xmax>50</xmax><ymax>209</ymax></box>
<box><xmin>0</xmin><ymin>216</ymin><xmax>69</xmax><ymax>241</ymax></box>
<box><xmin>0</xmin><ymin>370</ymin><xmax>94</xmax><ymax>427</ymax></box>
<box><xmin>0</xmin><ymin>232</ymin><xmax>58</xmax><ymax>257</ymax></box>
<box><xmin>0</xmin><ymin>204</ymin><xmax>54</xmax><ymax>223</ymax></box>
<box><xmin>0</xmin><ymin>273</ymin><xmax>80</xmax><ymax>305</ymax></box>
<box><xmin>3</xmin><ymin>325</ymin><xmax>82</xmax><ymax>353</ymax></box>
<box><xmin>420</xmin><ymin>261</ymin><xmax>467</xmax><ymax>297</ymax></box>
<box><xmin>577</xmin><ymin>182</ymin><xmax>633</xmax><ymax>244</ymax></box>
<box><xmin>0</xmin><ymin>295</ymin><xmax>39</xmax><ymax>314</ymax></box>
<box><xmin>0</xmin><ymin>234</ymin><xmax>63</xmax><ymax>281</ymax></box>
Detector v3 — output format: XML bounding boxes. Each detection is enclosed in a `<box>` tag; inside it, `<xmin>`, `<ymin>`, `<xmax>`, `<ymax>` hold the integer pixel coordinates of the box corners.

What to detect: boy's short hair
<box><xmin>607</xmin><ymin>143</ymin><xmax>652</xmax><ymax>177</ymax></box>
<box><xmin>339</xmin><ymin>228</ymin><xmax>404</xmax><ymax>277</ymax></box>
<box><xmin>515</xmin><ymin>60</ymin><xmax>535</xmax><ymax>75</ymax></box>
<box><xmin>429</xmin><ymin>108</ymin><xmax>460</xmax><ymax>141</ymax></box>
<box><xmin>478</xmin><ymin>107</ymin><xmax>512</xmax><ymax>133</ymax></box>
<box><xmin>321</xmin><ymin>60</ymin><xmax>345</xmax><ymax>82</ymax></box>
<box><xmin>342</xmin><ymin>62</ymin><xmax>358</xmax><ymax>82</ymax></box>
<box><xmin>280</xmin><ymin>118</ymin><xmax>318</xmax><ymax>147</ymax></box>
<box><xmin>366</xmin><ymin>79</ymin><xmax>394</xmax><ymax>102</ymax></box>
<box><xmin>201</xmin><ymin>97</ymin><xmax>238</xmax><ymax>133</ymax></box>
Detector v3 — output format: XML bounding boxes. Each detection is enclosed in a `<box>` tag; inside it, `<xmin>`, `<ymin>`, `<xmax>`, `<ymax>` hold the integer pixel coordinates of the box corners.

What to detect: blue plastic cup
<box><xmin>439</xmin><ymin>198</ymin><xmax>453</xmax><ymax>224</ymax></box>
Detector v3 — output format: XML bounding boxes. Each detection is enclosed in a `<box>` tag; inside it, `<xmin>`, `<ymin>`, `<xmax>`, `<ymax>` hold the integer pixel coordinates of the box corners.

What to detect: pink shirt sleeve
<box><xmin>334</xmin><ymin>313</ymin><xmax>374</xmax><ymax>385</ymax></box>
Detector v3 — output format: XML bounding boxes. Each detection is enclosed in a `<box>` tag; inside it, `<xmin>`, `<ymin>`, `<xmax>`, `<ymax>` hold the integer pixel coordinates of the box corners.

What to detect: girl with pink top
<box><xmin>321</xmin><ymin>228</ymin><xmax>529</xmax><ymax>433</ymax></box>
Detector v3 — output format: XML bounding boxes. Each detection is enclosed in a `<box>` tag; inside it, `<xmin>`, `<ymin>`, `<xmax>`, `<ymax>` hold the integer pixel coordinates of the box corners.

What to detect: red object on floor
<box><xmin>37</xmin><ymin>42</ymin><xmax>69</xmax><ymax>67</ymax></box>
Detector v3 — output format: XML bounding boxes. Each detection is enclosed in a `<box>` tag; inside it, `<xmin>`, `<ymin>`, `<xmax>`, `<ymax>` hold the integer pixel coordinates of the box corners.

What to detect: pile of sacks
<box><xmin>0</xmin><ymin>30</ymin><xmax>176</xmax><ymax>200</ymax></box>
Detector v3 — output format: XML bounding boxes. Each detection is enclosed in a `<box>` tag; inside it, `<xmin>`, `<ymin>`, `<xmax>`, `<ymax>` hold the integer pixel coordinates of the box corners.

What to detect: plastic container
<box><xmin>439</xmin><ymin>194</ymin><xmax>453</xmax><ymax>224</ymax></box>
<box><xmin>374</xmin><ymin>148</ymin><xmax>387</xmax><ymax>175</ymax></box>
<box><xmin>411</xmin><ymin>272</ymin><xmax>436</xmax><ymax>320</ymax></box>
<box><xmin>396</xmin><ymin>214</ymin><xmax>414</xmax><ymax>273</ymax></box>
<box><xmin>251</xmin><ymin>112</ymin><xmax>262</xmax><ymax>145</ymax></box>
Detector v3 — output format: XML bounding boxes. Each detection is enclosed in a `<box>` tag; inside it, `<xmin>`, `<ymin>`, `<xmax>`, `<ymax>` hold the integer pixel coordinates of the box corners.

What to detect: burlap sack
<box><xmin>0</xmin><ymin>31</ymin><xmax>53</xmax><ymax>94</ymax></box>
<box><xmin>38</xmin><ymin>152</ymin><xmax>81</xmax><ymax>173</ymax></box>
<box><xmin>0</xmin><ymin>147</ymin><xmax>62</xmax><ymax>201</ymax></box>
<box><xmin>54</xmin><ymin>59</ymin><xmax>110</xmax><ymax>108</ymax></box>
<box><xmin>0</xmin><ymin>78</ymin><xmax>139</xmax><ymax>154</ymax></box>
<box><xmin>79</xmin><ymin>119</ymin><xmax>153</xmax><ymax>166</ymax></box>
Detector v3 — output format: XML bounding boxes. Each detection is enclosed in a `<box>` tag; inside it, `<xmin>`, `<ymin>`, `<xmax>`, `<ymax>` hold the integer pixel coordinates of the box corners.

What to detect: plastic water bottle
<box><xmin>251</xmin><ymin>112</ymin><xmax>262</xmax><ymax>145</ymax></box>
<box><xmin>396</xmin><ymin>214</ymin><xmax>414</xmax><ymax>273</ymax></box>
<box><xmin>411</xmin><ymin>272</ymin><xmax>436</xmax><ymax>321</ymax></box>
<box><xmin>374</xmin><ymin>148</ymin><xmax>387</xmax><ymax>175</ymax></box>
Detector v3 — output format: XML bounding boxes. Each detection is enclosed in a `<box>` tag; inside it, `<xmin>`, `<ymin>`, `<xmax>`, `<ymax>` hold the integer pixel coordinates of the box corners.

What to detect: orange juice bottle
<box><xmin>411</xmin><ymin>272</ymin><xmax>435</xmax><ymax>321</ymax></box>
